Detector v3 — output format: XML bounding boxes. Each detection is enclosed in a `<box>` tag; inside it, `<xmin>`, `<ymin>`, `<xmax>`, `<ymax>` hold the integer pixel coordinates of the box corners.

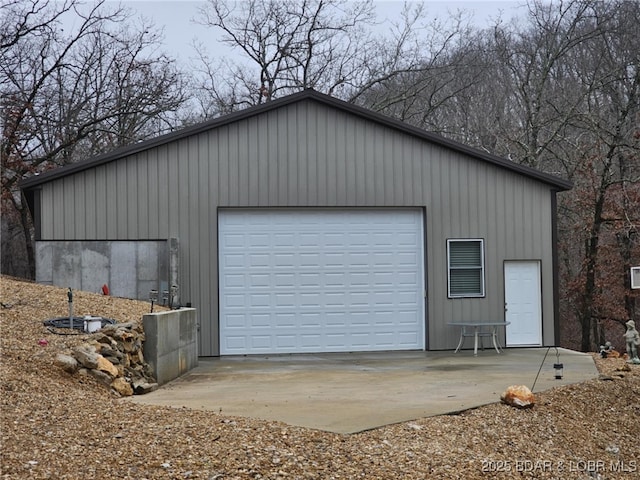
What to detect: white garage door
<box><xmin>218</xmin><ymin>209</ymin><xmax>425</xmax><ymax>355</ymax></box>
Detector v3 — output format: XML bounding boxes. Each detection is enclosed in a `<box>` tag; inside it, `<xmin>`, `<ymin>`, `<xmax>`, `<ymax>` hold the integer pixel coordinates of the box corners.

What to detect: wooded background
<box><xmin>2</xmin><ymin>0</ymin><xmax>638</xmax><ymax>352</ymax></box>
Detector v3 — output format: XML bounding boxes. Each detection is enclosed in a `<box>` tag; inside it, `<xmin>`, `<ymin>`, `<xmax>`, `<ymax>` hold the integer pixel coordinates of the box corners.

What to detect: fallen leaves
<box><xmin>1</xmin><ymin>275</ymin><xmax>640</xmax><ymax>479</ymax></box>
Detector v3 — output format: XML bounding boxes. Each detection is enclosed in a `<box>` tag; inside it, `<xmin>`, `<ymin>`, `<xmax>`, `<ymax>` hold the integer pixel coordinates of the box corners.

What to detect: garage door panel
<box><xmin>275</xmin><ymin>313</ymin><xmax>296</xmax><ymax>327</ymax></box>
<box><xmin>222</xmin><ymin>253</ymin><xmax>244</xmax><ymax>268</ymax></box>
<box><xmin>219</xmin><ymin>209</ymin><xmax>425</xmax><ymax>355</ymax></box>
<box><xmin>249</xmin><ymin>313</ymin><xmax>271</xmax><ymax>327</ymax></box>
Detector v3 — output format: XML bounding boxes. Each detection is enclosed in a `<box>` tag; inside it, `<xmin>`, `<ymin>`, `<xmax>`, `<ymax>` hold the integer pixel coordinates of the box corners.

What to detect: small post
<box><xmin>149</xmin><ymin>289</ymin><xmax>158</xmax><ymax>313</ymax></box>
<box><xmin>67</xmin><ymin>287</ymin><xmax>73</xmax><ymax>330</ymax></box>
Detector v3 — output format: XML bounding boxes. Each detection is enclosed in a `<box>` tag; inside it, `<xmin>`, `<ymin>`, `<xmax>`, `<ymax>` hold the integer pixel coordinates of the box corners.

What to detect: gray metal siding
<box><xmin>37</xmin><ymin>99</ymin><xmax>557</xmax><ymax>355</ymax></box>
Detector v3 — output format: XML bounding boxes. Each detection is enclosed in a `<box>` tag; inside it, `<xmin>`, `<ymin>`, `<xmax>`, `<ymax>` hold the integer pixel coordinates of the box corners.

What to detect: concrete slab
<box><xmin>127</xmin><ymin>348</ymin><xmax>598</xmax><ymax>434</ymax></box>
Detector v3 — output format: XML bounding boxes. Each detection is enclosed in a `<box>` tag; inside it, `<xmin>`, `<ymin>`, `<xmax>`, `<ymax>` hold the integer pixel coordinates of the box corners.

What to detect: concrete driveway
<box><xmin>128</xmin><ymin>348</ymin><xmax>598</xmax><ymax>434</ymax></box>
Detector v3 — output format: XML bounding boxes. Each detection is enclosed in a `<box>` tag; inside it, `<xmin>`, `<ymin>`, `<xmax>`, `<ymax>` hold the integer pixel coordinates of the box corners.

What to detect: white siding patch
<box><xmin>218</xmin><ymin>209</ymin><xmax>425</xmax><ymax>354</ymax></box>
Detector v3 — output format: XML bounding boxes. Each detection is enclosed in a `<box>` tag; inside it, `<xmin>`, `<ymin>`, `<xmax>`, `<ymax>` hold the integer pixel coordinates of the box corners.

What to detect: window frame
<box><xmin>447</xmin><ymin>238</ymin><xmax>486</xmax><ymax>298</ymax></box>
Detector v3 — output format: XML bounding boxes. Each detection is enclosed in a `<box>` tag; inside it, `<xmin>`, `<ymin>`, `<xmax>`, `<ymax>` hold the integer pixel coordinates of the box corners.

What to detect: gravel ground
<box><xmin>1</xmin><ymin>275</ymin><xmax>639</xmax><ymax>479</ymax></box>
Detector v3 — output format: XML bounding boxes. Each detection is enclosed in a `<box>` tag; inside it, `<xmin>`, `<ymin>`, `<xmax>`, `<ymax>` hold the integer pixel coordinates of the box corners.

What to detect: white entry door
<box><xmin>218</xmin><ymin>209</ymin><xmax>425</xmax><ymax>355</ymax></box>
<box><xmin>504</xmin><ymin>261</ymin><xmax>542</xmax><ymax>346</ymax></box>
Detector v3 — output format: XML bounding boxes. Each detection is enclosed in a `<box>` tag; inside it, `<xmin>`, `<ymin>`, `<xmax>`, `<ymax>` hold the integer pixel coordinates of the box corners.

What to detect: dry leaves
<box><xmin>1</xmin><ymin>275</ymin><xmax>639</xmax><ymax>479</ymax></box>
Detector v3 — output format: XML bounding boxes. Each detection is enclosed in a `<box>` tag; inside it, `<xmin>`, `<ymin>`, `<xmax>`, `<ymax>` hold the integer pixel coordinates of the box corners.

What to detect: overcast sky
<box><xmin>111</xmin><ymin>0</ymin><xmax>526</xmax><ymax>65</ymax></box>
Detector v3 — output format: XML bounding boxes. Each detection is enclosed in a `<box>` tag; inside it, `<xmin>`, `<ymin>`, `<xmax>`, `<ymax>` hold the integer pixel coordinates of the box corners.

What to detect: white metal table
<box><xmin>448</xmin><ymin>322</ymin><xmax>510</xmax><ymax>355</ymax></box>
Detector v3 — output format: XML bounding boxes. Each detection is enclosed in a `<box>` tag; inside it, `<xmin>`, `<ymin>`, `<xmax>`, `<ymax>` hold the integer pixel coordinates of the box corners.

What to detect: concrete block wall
<box><xmin>35</xmin><ymin>239</ymin><xmax>177</xmax><ymax>301</ymax></box>
<box><xmin>142</xmin><ymin>308</ymin><xmax>198</xmax><ymax>385</ymax></box>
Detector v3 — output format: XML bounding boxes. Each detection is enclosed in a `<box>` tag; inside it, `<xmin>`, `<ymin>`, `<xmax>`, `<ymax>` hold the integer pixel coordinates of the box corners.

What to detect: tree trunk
<box><xmin>580</xmin><ymin>190</ymin><xmax>606</xmax><ymax>351</ymax></box>
<box><xmin>18</xmin><ymin>196</ymin><xmax>36</xmax><ymax>280</ymax></box>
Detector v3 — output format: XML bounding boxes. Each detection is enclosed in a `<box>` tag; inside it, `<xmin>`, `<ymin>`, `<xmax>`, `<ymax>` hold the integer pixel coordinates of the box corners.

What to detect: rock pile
<box><xmin>55</xmin><ymin>322</ymin><xmax>158</xmax><ymax>396</ymax></box>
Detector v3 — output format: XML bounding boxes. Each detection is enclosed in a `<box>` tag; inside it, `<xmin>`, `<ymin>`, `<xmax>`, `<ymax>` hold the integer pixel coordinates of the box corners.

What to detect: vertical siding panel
<box><xmin>105</xmin><ymin>166</ymin><xmax>117</xmax><ymax>238</ymax></box>
<box><xmin>167</xmin><ymin>141</ymin><xmax>180</xmax><ymax>235</ymax></box>
<box><xmin>306</xmin><ymin>106</ymin><xmax>318</xmax><ymax>205</ymax></box>
<box><xmin>401</xmin><ymin>141</ymin><xmax>412</xmax><ymax>204</ymax></box>
<box><xmin>466</xmin><ymin>161</ymin><xmax>480</xmax><ymax>234</ymax></box>
<box><xmin>485</xmin><ymin>166</ymin><xmax>499</xmax><ymax>307</ymax></box>
<box><xmin>217</xmin><ymin>128</ymin><xmax>229</xmax><ymax>205</ymax></box>
<box><xmin>503</xmin><ymin>173</ymin><xmax>515</xmax><ymax>258</ymax></box>
<box><xmin>258</xmin><ymin>113</ymin><xmax>270</xmax><ymax>205</ymax></box>
<box><xmin>520</xmin><ymin>180</ymin><xmax>531</xmax><ymax>253</ymax></box>
<box><xmin>287</xmin><ymin>107</ymin><xmax>299</xmax><ymax>204</ymax></box>
<box><xmin>62</xmin><ymin>178</ymin><xmax>73</xmax><ymax>238</ymax></box>
<box><xmin>318</xmin><ymin>107</ymin><xmax>329</xmax><ymax>203</ymax></box>
<box><xmin>373</xmin><ymin>125</ymin><xmax>384</xmax><ymax>203</ymax></box>
<box><xmin>334</xmin><ymin>111</ymin><xmax>346</xmax><ymax>203</ymax></box>
<box><xmin>238</xmin><ymin>123</ymin><xmax>250</xmax><ymax>205</ymax></box>
<box><xmin>364</xmin><ymin>121</ymin><xmax>376</xmax><ymax>204</ymax></box>
<box><xmin>325</xmin><ymin>110</ymin><xmax>337</xmax><ymax>203</ymax></box>
<box><xmin>135</xmin><ymin>153</ymin><xmax>149</xmax><ymax>239</ymax></box>
<box><xmin>275</xmin><ymin>110</ymin><xmax>287</xmax><ymax>204</ymax></box>
<box><xmin>48</xmin><ymin>186</ymin><xmax>55</xmax><ymax>238</ymax></box>
<box><xmin>177</xmin><ymin>137</ymin><xmax>194</xmax><ymax>298</ymax></box>
<box><xmin>156</xmin><ymin>145</ymin><xmax>169</xmax><ymax>237</ymax></box>
<box><xmin>147</xmin><ymin>150</ymin><xmax>159</xmax><ymax>239</ymax></box>
<box><xmin>413</xmin><ymin>140</ymin><xmax>423</xmax><ymax>204</ymax></box>
<box><xmin>382</xmin><ymin>130</ymin><xmax>393</xmax><ymax>203</ymax></box>
<box><xmin>296</xmin><ymin>104</ymin><xmax>308</xmax><ymax>204</ymax></box>
<box><xmin>206</xmin><ymin>131</ymin><xmax>218</xmax><ymax>356</ymax></box>
<box><xmin>84</xmin><ymin>170</ymin><xmax>96</xmax><ymax>239</ymax></box>
<box><xmin>444</xmin><ymin>150</ymin><xmax>457</xmax><ymax>234</ymax></box>
<box><xmin>187</xmin><ymin>135</ymin><xmax>201</xmax><ymax>347</ymax></box>
<box><xmin>247</xmin><ymin>117</ymin><xmax>260</xmax><ymax>205</ymax></box>
<box><xmin>126</xmin><ymin>157</ymin><xmax>138</xmax><ymax>238</ymax></box>
<box><xmin>200</xmin><ymin>132</ymin><xmax>213</xmax><ymax>355</ymax></box>
<box><xmin>344</xmin><ymin>115</ymin><xmax>356</xmax><ymax>205</ymax></box>
<box><xmin>354</xmin><ymin>119</ymin><xmax>365</xmax><ymax>204</ymax></box>
<box><xmin>95</xmin><ymin>167</ymin><xmax>107</xmax><ymax>238</ymax></box>
<box><xmin>74</xmin><ymin>174</ymin><xmax>86</xmax><ymax>239</ymax></box>
<box><xmin>265</xmin><ymin>113</ymin><xmax>278</xmax><ymax>205</ymax></box>
<box><xmin>394</xmin><ymin>135</ymin><xmax>405</xmax><ymax>204</ymax></box>
<box><xmin>229</xmin><ymin>123</ymin><xmax>241</xmax><ymax>205</ymax></box>
<box><xmin>116</xmin><ymin>160</ymin><xmax>128</xmax><ymax>238</ymax></box>
<box><xmin>38</xmin><ymin>187</ymin><xmax>48</xmax><ymax>238</ymax></box>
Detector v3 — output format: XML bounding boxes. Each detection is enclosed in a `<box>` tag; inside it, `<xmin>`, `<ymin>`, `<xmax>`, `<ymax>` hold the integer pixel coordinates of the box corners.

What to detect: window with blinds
<box><xmin>447</xmin><ymin>239</ymin><xmax>485</xmax><ymax>298</ymax></box>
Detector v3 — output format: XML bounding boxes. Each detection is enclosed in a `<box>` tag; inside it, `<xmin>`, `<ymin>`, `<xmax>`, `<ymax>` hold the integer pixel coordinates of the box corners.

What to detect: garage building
<box><xmin>21</xmin><ymin>89</ymin><xmax>572</xmax><ymax>356</ymax></box>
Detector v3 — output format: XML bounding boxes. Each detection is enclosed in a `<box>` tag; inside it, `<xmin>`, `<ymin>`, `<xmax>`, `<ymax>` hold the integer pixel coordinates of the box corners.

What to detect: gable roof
<box><xmin>20</xmin><ymin>89</ymin><xmax>572</xmax><ymax>191</ymax></box>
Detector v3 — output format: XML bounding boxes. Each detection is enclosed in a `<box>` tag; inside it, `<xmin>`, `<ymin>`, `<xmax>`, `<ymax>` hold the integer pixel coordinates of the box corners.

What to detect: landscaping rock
<box><xmin>111</xmin><ymin>377</ymin><xmax>134</xmax><ymax>396</ymax></box>
<box><xmin>63</xmin><ymin>321</ymin><xmax>156</xmax><ymax>395</ymax></box>
<box><xmin>96</xmin><ymin>355</ymin><xmax>118</xmax><ymax>377</ymax></box>
<box><xmin>500</xmin><ymin>385</ymin><xmax>535</xmax><ymax>408</ymax></box>
<box><xmin>132</xmin><ymin>380</ymin><xmax>159</xmax><ymax>395</ymax></box>
<box><xmin>54</xmin><ymin>353</ymin><xmax>78</xmax><ymax>374</ymax></box>
<box><xmin>88</xmin><ymin>368</ymin><xmax>114</xmax><ymax>386</ymax></box>
<box><xmin>72</xmin><ymin>344</ymin><xmax>99</xmax><ymax>370</ymax></box>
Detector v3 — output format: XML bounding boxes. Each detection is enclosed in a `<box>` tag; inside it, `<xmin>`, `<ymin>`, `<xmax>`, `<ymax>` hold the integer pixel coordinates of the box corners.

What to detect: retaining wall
<box><xmin>35</xmin><ymin>239</ymin><xmax>179</xmax><ymax>302</ymax></box>
<box><xmin>142</xmin><ymin>308</ymin><xmax>198</xmax><ymax>385</ymax></box>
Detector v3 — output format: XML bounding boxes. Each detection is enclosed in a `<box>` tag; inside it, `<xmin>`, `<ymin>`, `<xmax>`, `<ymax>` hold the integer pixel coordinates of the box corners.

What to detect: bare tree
<box><xmin>449</xmin><ymin>0</ymin><xmax>639</xmax><ymax>351</ymax></box>
<box><xmin>1</xmin><ymin>0</ymin><xmax>187</xmax><ymax>278</ymax></box>
<box><xmin>354</xmin><ymin>9</ymin><xmax>488</xmax><ymax>137</ymax></box>
<box><xmin>193</xmin><ymin>0</ymin><xmax>445</xmax><ymax>115</ymax></box>
<box><xmin>0</xmin><ymin>0</ymin><xmax>74</xmax><ymax>50</ymax></box>
<box><xmin>556</xmin><ymin>0</ymin><xmax>640</xmax><ymax>351</ymax></box>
